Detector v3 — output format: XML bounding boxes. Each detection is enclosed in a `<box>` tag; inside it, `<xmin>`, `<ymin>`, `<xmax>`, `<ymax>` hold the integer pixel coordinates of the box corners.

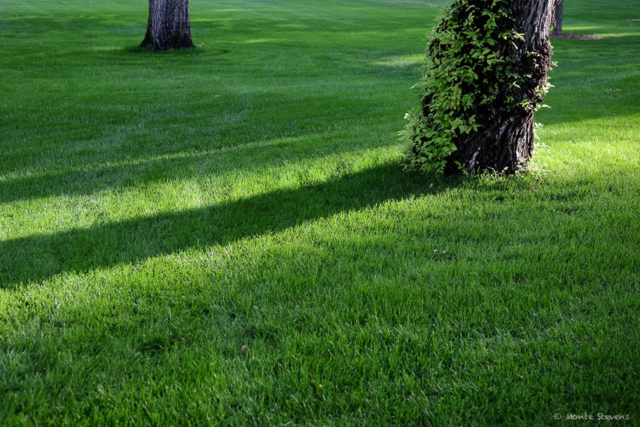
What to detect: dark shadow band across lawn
<box><xmin>0</xmin><ymin>163</ymin><xmax>434</xmax><ymax>288</ymax></box>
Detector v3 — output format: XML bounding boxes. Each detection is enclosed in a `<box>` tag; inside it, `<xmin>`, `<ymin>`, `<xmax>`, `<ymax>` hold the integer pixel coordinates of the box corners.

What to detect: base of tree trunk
<box><xmin>445</xmin><ymin>114</ymin><xmax>535</xmax><ymax>175</ymax></box>
<box><xmin>551</xmin><ymin>1</ymin><xmax>563</xmax><ymax>36</ymax></box>
<box><xmin>141</xmin><ymin>0</ymin><xmax>194</xmax><ymax>52</ymax></box>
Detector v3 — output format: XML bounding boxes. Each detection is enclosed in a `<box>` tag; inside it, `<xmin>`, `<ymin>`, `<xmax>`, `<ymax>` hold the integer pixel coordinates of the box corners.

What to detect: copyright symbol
<box><xmin>554</xmin><ymin>413</ymin><xmax>562</xmax><ymax>420</ymax></box>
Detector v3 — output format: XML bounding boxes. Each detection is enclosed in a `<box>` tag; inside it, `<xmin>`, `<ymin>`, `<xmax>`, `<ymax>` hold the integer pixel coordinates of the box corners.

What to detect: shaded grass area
<box><xmin>1</xmin><ymin>0</ymin><xmax>639</xmax><ymax>424</ymax></box>
<box><xmin>1</xmin><ymin>163</ymin><xmax>430</xmax><ymax>286</ymax></box>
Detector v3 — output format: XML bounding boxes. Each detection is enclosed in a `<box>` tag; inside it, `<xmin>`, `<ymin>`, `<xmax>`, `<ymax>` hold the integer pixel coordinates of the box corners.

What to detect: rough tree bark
<box><xmin>444</xmin><ymin>0</ymin><xmax>555</xmax><ymax>173</ymax></box>
<box><xmin>140</xmin><ymin>0</ymin><xmax>194</xmax><ymax>51</ymax></box>
<box><xmin>552</xmin><ymin>1</ymin><xmax>563</xmax><ymax>35</ymax></box>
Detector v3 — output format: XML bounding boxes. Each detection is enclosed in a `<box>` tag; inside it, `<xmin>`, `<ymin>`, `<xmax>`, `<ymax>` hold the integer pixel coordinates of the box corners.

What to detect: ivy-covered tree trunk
<box><xmin>140</xmin><ymin>0</ymin><xmax>194</xmax><ymax>51</ymax></box>
<box><xmin>404</xmin><ymin>0</ymin><xmax>554</xmax><ymax>174</ymax></box>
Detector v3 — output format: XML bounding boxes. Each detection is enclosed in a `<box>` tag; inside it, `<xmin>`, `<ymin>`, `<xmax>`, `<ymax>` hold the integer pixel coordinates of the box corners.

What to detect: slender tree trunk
<box><xmin>140</xmin><ymin>0</ymin><xmax>194</xmax><ymax>51</ymax></box>
<box><xmin>552</xmin><ymin>1</ymin><xmax>563</xmax><ymax>35</ymax></box>
<box><xmin>445</xmin><ymin>0</ymin><xmax>554</xmax><ymax>173</ymax></box>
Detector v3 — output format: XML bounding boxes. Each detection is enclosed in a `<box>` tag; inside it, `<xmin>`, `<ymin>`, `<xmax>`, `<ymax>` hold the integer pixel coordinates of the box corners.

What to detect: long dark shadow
<box><xmin>0</xmin><ymin>163</ymin><xmax>434</xmax><ymax>288</ymax></box>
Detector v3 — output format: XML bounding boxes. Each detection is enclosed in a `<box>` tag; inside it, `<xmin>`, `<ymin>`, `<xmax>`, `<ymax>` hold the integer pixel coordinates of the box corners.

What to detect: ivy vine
<box><xmin>402</xmin><ymin>0</ymin><xmax>550</xmax><ymax>174</ymax></box>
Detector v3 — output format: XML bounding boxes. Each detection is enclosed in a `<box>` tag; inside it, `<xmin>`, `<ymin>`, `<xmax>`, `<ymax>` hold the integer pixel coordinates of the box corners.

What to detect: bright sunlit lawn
<box><xmin>1</xmin><ymin>0</ymin><xmax>639</xmax><ymax>423</ymax></box>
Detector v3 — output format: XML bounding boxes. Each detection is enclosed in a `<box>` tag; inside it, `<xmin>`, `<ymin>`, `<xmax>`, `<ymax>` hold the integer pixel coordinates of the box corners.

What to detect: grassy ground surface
<box><xmin>1</xmin><ymin>0</ymin><xmax>639</xmax><ymax>424</ymax></box>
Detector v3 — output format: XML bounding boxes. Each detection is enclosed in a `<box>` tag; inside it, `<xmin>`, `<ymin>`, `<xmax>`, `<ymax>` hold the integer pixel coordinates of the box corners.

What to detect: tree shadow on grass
<box><xmin>0</xmin><ymin>162</ymin><xmax>438</xmax><ymax>289</ymax></box>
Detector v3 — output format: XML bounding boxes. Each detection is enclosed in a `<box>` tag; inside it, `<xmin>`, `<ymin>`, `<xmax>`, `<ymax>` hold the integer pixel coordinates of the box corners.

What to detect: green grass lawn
<box><xmin>1</xmin><ymin>0</ymin><xmax>639</xmax><ymax>423</ymax></box>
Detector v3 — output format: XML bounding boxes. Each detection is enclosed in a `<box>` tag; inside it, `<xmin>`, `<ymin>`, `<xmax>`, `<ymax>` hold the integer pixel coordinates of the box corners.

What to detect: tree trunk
<box><xmin>552</xmin><ymin>1</ymin><xmax>563</xmax><ymax>35</ymax></box>
<box><xmin>445</xmin><ymin>0</ymin><xmax>554</xmax><ymax>173</ymax></box>
<box><xmin>140</xmin><ymin>0</ymin><xmax>194</xmax><ymax>51</ymax></box>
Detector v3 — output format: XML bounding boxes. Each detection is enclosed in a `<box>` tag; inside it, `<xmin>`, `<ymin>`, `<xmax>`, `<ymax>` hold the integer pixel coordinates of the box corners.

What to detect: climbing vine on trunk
<box><xmin>402</xmin><ymin>0</ymin><xmax>554</xmax><ymax>174</ymax></box>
